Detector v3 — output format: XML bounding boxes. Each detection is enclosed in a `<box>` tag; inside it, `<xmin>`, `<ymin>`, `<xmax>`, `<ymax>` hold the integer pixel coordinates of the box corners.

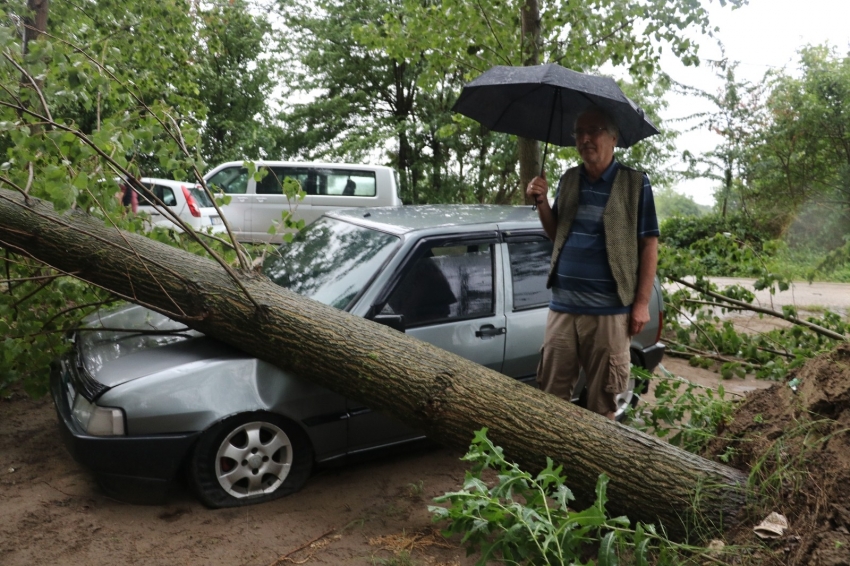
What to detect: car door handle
<box><xmin>236</xmin><ymin>196</ymin><xmax>248</xmax><ymax>202</ymax></box>
<box><xmin>256</xmin><ymin>197</ymin><xmax>266</xmax><ymax>202</ymax></box>
<box><xmin>475</xmin><ymin>325</ymin><xmax>506</xmax><ymax>338</ymax></box>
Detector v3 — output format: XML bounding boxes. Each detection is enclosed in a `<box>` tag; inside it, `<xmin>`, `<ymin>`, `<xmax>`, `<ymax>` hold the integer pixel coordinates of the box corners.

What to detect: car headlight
<box><xmin>72</xmin><ymin>395</ymin><xmax>126</xmax><ymax>436</ymax></box>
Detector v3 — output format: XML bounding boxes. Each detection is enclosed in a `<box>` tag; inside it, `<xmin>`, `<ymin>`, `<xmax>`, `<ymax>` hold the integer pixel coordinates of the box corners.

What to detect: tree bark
<box><xmin>519</xmin><ymin>0</ymin><xmax>542</xmax><ymax>201</ymax></box>
<box><xmin>0</xmin><ymin>188</ymin><xmax>747</xmax><ymax>540</ymax></box>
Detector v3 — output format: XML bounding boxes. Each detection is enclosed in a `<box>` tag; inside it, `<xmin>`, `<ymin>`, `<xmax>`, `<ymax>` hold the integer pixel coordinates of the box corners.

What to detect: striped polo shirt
<box><xmin>550</xmin><ymin>161</ymin><xmax>659</xmax><ymax>315</ymax></box>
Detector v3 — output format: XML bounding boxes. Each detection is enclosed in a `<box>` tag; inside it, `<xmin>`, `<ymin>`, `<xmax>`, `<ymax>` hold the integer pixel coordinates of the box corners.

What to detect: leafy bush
<box><xmin>628</xmin><ymin>366</ymin><xmax>736</xmax><ymax>455</ymax></box>
<box><xmin>430</xmin><ymin>429</ymin><xmax>687</xmax><ymax>566</ymax></box>
<box><xmin>660</xmin><ymin>212</ymin><xmax>777</xmax><ymax>251</ymax></box>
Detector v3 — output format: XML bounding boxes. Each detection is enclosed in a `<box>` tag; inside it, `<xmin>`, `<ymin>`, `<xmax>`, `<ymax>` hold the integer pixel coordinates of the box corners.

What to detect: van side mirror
<box><xmin>372</xmin><ymin>314</ymin><xmax>405</xmax><ymax>333</ymax></box>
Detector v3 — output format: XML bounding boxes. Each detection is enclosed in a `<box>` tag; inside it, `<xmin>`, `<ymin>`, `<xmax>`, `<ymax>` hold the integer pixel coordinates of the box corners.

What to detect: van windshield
<box><xmin>264</xmin><ymin>218</ymin><xmax>400</xmax><ymax>310</ymax></box>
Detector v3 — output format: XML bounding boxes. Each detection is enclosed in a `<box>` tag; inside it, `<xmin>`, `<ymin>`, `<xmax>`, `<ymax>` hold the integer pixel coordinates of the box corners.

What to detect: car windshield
<box><xmin>190</xmin><ymin>187</ymin><xmax>215</xmax><ymax>208</ymax></box>
<box><xmin>264</xmin><ymin>218</ymin><xmax>400</xmax><ymax>310</ymax></box>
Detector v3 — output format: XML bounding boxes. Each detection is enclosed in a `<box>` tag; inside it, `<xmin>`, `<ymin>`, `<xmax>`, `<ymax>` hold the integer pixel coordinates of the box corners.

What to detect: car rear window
<box><xmin>190</xmin><ymin>187</ymin><xmax>214</xmax><ymax>208</ymax></box>
<box><xmin>264</xmin><ymin>218</ymin><xmax>400</xmax><ymax>310</ymax></box>
<box><xmin>507</xmin><ymin>239</ymin><xmax>552</xmax><ymax>310</ymax></box>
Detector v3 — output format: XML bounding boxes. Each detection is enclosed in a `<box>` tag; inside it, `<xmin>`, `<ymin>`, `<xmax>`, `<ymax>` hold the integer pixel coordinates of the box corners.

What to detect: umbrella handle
<box><xmin>533</xmin><ymin>142</ymin><xmax>549</xmax><ymax>210</ymax></box>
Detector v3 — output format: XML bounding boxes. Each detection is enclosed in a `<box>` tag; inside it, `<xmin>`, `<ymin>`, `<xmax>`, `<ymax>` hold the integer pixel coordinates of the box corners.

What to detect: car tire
<box><xmin>613</xmin><ymin>375</ymin><xmax>641</xmax><ymax>422</ymax></box>
<box><xmin>574</xmin><ymin>364</ymin><xmax>644</xmax><ymax>423</ymax></box>
<box><xmin>190</xmin><ymin>412</ymin><xmax>313</xmax><ymax>508</ymax></box>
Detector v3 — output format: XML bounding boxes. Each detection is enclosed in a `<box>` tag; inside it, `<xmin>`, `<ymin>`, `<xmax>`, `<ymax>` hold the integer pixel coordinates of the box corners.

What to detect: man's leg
<box><xmin>576</xmin><ymin>313</ymin><xmax>631</xmax><ymax>419</ymax></box>
<box><xmin>536</xmin><ymin>310</ymin><xmax>581</xmax><ymax>402</ymax></box>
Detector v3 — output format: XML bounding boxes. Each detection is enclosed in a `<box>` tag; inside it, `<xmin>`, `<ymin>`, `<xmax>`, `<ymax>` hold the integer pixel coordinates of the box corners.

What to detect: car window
<box><xmin>190</xmin><ymin>187</ymin><xmax>214</xmax><ymax>208</ymax></box>
<box><xmin>321</xmin><ymin>171</ymin><xmax>377</xmax><ymax>197</ymax></box>
<box><xmin>137</xmin><ymin>184</ymin><xmax>176</xmax><ymax>207</ymax></box>
<box><xmin>207</xmin><ymin>167</ymin><xmax>248</xmax><ymax>194</ymax></box>
<box><xmin>507</xmin><ymin>239</ymin><xmax>552</xmax><ymax>310</ymax></box>
<box><xmin>256</xmin><ymin>167</ymin><xmax>378</xmax><ymax>197</ymax></box>
<box><xmin>258</xmin><ymin>167</ymin><xmax>311</xmax><ymax>195</ymax></box>
<box><xmin>160</xmin><ymin>187</ymin><xmax>176</xmax><ymax>206</ymax></box>
<box><xmin>380</xmin><ymin>243</ymin><xmax>494</xmax><ymax>327</ymax></box>
<box><xmin>264</xmin><ymin>217</ymin><xmax>400</xmax><ymax>310</ymax></box>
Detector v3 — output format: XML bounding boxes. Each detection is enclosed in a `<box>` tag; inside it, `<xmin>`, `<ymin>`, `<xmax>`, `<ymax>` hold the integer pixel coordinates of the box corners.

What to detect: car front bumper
<box><xmin>50</xmin><ymin>361</ymin><xmax>201</xmax><ymax>504</ymax></box>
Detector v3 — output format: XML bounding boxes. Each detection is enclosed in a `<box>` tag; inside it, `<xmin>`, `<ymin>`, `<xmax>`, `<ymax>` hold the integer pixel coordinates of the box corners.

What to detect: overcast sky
<box><xmin>662</xmin><ymin>0</ymin><xmax>850</xmax><ymax>205</ymax></box>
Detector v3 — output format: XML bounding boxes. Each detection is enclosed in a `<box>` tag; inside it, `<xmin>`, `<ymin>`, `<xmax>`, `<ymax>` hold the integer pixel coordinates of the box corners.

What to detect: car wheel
<box><xmin>613</xmin><ymin>375</ymin><xmax>640</xmax><ymax>422</ymax></box>
<box><xmin>190</xmin><ymin>412</ymin><xmax>313</xmax><ymax>508</ymax></box>
<box><xmin>574</xmin><ymin>368</ymin><xmax>644</xmax><ymax>423</ymax></box>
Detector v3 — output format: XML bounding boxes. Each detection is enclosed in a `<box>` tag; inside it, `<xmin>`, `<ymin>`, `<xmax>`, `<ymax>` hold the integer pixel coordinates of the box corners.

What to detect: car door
<box><xmin>501</xmin><ymin>231</ymin><xmax>552</xmax><ymax>386</ymax></box>
<box><xmin>205</xmin><ymin>166</ymin><xmax>251</xmax><ymax>238</ymax></box>
<box><xmin>346</xmin><ymin>234</ymin><xmax>506</xmax><ymax>451</ymax></box>
<box><xmin>250</xmin><ymin>166</ymin><xmax>315</xmax><ymax>242</ymax></box>
<box><xmin>136</xmin><ymin>182</ymin><xmax>181</xmax><ymax>229</ymax></box>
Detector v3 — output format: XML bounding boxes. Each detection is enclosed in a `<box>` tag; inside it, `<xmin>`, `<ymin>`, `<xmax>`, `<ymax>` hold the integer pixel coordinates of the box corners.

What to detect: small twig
<box><xmin>40</xmin><ymin>299</ymin><xmax>114</xmax><ymax>330</ymax></box>
<box><xmin>24</xmin><ymin>162</ymin><xmax>34</xmax><ymax>195</ymax></box>
<box><xmin>74</xmin><ymin>326</ymin><xmax>193</xmax><ymax>335</ymax></box>
<box><xmin>2</xmin><ymin>51</ymin><xmax>53</xmax><ymax>122</ymax></box>
<box><xmin>268</xmin><ymin>528</ymin><xmax>336</xmax><ymax>566</ymax></box>
<box><xmin>2</xmin><ymin>272</ymin><xmax>76</xmax><ymax>284</ymax></box>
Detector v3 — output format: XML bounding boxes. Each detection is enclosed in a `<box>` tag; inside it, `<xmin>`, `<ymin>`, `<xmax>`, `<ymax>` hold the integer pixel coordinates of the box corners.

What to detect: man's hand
<box><xmin>630</xmin><ymin>301</ymin><xmax>650</xmax><ymax>336</ymax></box>
<box><xmin>526</xmin><ymin>175</ymin><xmax>549</xmax><ymax>208</ymax></box>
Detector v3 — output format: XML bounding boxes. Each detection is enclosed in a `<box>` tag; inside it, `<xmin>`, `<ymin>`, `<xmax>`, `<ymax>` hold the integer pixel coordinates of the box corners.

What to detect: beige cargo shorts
<box><xmin>536</xmin><ymin>310</ymin><xmax>631</xmax><ymax>416</ymax></box>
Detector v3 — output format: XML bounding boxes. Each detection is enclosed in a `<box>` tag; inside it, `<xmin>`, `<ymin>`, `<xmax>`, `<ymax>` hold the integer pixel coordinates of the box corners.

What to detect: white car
<box><xmin>134</xmin><ymin>177</ymin><xmax>226</xmax><ymax>234</ymax></box>
<box><xmin>204</xmin><ymin>161</ymin><xmax>403</xmax><ymax>242</ymax></box>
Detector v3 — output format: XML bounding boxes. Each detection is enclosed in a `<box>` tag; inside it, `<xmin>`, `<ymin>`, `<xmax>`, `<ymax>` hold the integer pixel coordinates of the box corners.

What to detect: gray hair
<box><xmin>575</xmin><ymin>107</ymin><xmax>619</xmax><ymax>139</ymax></box>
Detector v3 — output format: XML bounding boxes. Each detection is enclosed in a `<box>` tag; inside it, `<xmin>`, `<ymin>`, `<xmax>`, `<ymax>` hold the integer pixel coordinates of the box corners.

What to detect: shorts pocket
<box><xmin>535</xmin><ymin>346</ymin><xmax>545</xmax><ymax>387</ymax></box>
<box><xmin>605</xmin><ymin>351</ymin><xmax>630</xmax><ymax>394</ymax></box>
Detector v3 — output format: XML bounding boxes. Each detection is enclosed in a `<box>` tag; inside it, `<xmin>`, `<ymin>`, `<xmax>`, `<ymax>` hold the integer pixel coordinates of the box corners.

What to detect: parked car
<box><xmin>134</xmin><ymin>177</ymin><xmax>226</xmax><ymax>234</ymax></box>
<box><xmin>51</xmin><ymin>205</ymin><xmax>665</xmax><ymax>508</ymax></box>
<box><xmin>204</xmin><ymin>161</ymin><xmax>402</xmax><ymax>242</ymax></box>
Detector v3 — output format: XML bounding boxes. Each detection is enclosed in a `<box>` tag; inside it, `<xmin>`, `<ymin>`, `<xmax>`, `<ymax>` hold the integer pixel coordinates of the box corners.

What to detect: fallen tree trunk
<box><xmin>0</xmin><ymin>188</ymin><xmax>748</xmax><ymax>540</ymax></box>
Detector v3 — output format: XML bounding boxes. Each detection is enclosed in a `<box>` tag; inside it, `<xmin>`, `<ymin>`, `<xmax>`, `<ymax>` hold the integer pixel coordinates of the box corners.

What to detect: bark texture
<box><xmin>0</xmin><ymin>188</ymin><xmax>747</xmax><ymax>540</ymax></box>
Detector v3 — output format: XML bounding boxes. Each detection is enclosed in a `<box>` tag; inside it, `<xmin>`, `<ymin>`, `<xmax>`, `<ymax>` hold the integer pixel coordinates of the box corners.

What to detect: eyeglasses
<box><xmin>573</xmin><ymin>127</ymin><xmax>608</xmax><ymax>139</ymax></box>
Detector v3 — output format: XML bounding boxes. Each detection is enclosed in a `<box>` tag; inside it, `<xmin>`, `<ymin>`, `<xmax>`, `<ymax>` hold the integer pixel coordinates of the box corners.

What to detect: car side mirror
<box><xmin>372</xmin><ymin>314</ymin><xmax>405</xmax><ymax>333</ymax></box>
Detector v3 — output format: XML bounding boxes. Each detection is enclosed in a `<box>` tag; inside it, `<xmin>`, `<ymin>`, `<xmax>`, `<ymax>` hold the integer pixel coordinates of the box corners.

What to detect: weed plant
<box><xmin>429</xmin><ymin>428</ymin><xmax>737</xmax><ymax>566</ymax></box>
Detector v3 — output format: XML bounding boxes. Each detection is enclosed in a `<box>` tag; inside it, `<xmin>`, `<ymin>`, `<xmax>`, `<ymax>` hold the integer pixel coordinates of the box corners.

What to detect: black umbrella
<box><xmin>452</xmin><ymin>63</ymin><xmax>659</xmax><ymax>172</ymax></box>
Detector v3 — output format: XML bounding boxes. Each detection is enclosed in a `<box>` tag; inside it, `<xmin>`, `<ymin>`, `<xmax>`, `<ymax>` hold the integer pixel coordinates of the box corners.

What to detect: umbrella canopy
<box><xmin>451</xmin><ymin>63</ymin><xmax>659</xmax><ymax>149</ymax></box>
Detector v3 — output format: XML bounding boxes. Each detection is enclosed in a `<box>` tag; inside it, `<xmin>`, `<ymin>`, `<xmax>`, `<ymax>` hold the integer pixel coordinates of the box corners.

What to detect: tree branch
<box><xmin>670</xmin><ymin>276</ymin><xmax>848</xmax><ymax>342</ymax></box>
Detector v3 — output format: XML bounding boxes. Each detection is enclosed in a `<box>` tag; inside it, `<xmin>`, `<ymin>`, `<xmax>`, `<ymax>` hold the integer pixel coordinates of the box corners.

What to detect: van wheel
<box><xmin>190</xmin><ymin>412</ymin><xmax>313</xmax><ymax>508</ymax></box>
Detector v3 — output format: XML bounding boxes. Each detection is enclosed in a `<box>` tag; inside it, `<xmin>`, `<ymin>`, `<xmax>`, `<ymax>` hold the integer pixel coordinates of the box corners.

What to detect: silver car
<box><xmin>51</xmin><ymin>205</ymin><xmax>665</xmax><ymax>508</ymax></box>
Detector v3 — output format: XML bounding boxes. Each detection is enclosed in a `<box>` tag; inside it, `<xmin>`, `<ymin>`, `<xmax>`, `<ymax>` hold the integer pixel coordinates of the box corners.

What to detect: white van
<box><xmin>203</xmin><ymin>161</ymin><xmax>402</xmax><ymax>242</ymax></box>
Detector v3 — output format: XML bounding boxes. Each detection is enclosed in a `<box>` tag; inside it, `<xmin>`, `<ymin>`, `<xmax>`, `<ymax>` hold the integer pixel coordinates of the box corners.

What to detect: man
<box><xmin>525</xmin><ymin>106</ymin><xmax>659</xmax><ymax>420</ymax></box>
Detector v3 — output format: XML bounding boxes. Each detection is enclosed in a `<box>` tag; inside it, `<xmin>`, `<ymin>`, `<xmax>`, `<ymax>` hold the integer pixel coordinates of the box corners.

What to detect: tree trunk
<box><xmin>519</xmin><ymin>0</ymin><xmax>542</xmax><ymax>202</ymax></box>
<box><xmin>24</xmin><ymin>0</ymin><xmax>49</xmax><ymax>53</ymax></box>
<box><xmin>0</xmin><ymin>188</ymin><xmax>747</xmax><ymax>540</ymax></box>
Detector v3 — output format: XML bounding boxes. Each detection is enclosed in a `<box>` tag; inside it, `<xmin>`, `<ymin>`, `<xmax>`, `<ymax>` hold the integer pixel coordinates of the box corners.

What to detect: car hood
<box><xmin>76</xmin><ymin>303</ymin><xmax>248</xmax><ymax>388</ymax></box>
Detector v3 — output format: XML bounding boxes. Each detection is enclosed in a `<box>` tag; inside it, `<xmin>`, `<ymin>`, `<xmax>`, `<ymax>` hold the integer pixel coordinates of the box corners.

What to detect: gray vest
<box><xmin>546</xmin><ymin>164</ymin><xmax>646</xmax><ymax>306</ymax></box>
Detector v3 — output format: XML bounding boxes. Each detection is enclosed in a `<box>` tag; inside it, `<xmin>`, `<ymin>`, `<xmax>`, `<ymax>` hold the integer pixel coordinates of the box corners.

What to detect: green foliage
<box><xmin>653</xmin><ymin>186</ymin><xmax>710</xmax><ymax>222</ymax></box>
<box><xmin>658</xmin><ymin>212</ymin><xmax>848</xmax><ymax>384</ymax></box>
<box><xmin>660</xmin><ymin>212</ymin><xmax>776</xmax><ymax>252</ymax></box>
<box><xmin>629</xmin><ymin>366</ymin><xmax>736</xmax><ymax>455</ymax></box>
<box><xmin>677</xmin><ymin>61</ymin><xmax>766</xmax><ymax>217</ymax></box>
<box><xmin>0</xmin><ymin>256</ymin><xmax>115</xmax><ymax>396</ymax></box>
<box><xmin>432</xmin><ymin>428</ymin><xmax>736</xmax><ymax>565</ymax></box>
<box><xmin>195</xmin><ymin>1</ymin><xmax>284</xmax><ymax>165</ymax></box>
<box><xmin>0</xmin><ymin>3</ymin><xmax>274</xmax><ymax>394</ymax></box>
<box><xmin>276</xmin><ymin>0</ymin><xmax>740</xmax><ymax>204</ymax></box>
